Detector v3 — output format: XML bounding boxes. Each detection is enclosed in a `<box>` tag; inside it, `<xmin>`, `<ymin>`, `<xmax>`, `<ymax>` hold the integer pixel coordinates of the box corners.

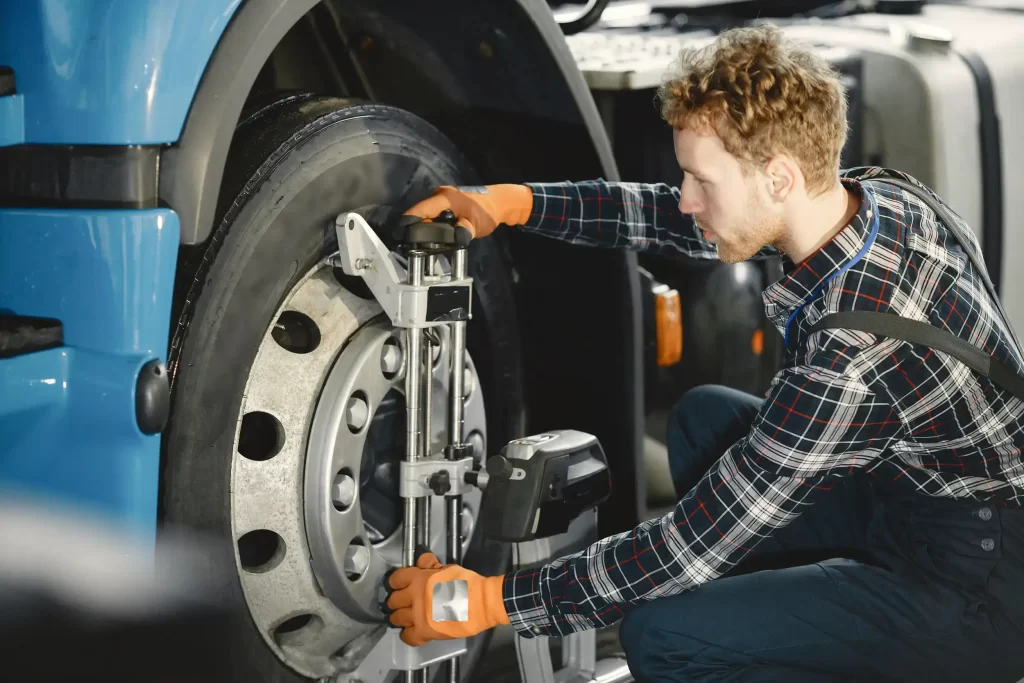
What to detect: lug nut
<box><xmin>460</xmin><ymin>506</ymin><xmax>474</xmax><ymax>543</ymax></box>
<box><xmin>344</xmin><ymin>544</ymin><xmax>370</xmax><ymax>578</ymax></box>
<box><xmin>332</xmin><ymin>472</ymin><xmax>356</xmax><ymax>510</ymax></box>
<box><xmin>346</xmin><ymin>395</ymin><xmax>369</xmax><ymax>432</ymax></box>
<box><xmin>467</xmin><ymin>431</ymin><xmax>485</xmax><ymax>461</ymax></box>
<box><xmin>381</xmin><ymin>339</ymin><xmax>403</xmax><ymax>377</ymax></box>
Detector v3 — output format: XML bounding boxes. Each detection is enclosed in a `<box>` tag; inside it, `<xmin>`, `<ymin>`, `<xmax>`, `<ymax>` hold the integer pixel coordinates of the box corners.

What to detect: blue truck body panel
<box><xmin>0</xmin><ymin>0</ymin><xmax>227</xmax><ymax>532</ymax></box>
<box><xmin>0</xmin><ymin>209</ymin><xmax>179</xmax><ymax>534</ymax></box>
<box><xmin>0</xmin><ymin>94</ymin><xmax>24</xmax><ymax>146</ymax></box>
<box><xmin>0</xmin><ymin>0</ymin><xmax>242</xmax><ymax>145</ymax></box>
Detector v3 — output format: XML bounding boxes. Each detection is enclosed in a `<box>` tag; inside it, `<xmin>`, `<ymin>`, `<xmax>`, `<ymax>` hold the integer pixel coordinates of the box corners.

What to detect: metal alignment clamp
<box><xmin>335</xmin><ymin>210</ymin><xmax>473</xmax><ymax>683</ymax></box>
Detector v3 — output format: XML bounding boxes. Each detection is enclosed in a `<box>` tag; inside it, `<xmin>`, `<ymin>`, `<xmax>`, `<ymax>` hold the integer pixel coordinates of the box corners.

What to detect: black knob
<box><xmin>485</xmin><ymin>455</ymin><xmax>514</xmax><ymax>479</ymax></box>
<box><xmin>429</xmin><ymin>470</ymin><xmax>452</xmax><ymax>496</ymax></box>
<box><xmin>437</xmin><ymin>209</ymin><xmax>458</xmax><ymax>226</ymax></box>
<box><xmin>136</xmin><ymin>359</ymin><xmax>170</xmax><ymax>434</ymax></box>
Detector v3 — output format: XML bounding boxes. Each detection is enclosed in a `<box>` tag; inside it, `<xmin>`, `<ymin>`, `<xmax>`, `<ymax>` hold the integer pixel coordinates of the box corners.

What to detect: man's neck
<box><xmin>779</xmin><ymin>181</ymin><xmax>859</xmax><ymax>263</ymax></box>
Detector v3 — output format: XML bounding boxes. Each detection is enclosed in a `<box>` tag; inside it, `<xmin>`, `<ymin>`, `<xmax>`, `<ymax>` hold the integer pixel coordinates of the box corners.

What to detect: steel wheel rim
<box><xmin>230</xmin><ymin>256</ymin><xmax>486</xmax><ymax>679</ymax></box>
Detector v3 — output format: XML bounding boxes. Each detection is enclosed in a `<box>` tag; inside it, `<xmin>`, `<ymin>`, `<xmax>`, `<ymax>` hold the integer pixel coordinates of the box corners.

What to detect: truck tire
<box><xmin>161</xmin><ymin>94</ymin><xmax>522</xmax><ymax>683</ymax></box>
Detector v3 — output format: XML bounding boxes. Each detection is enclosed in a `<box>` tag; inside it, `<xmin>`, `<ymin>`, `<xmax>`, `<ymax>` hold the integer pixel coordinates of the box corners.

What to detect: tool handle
<box><xmin>396</xmin><ymin>210</ymin><xmax>472</xmax><ymax>247</ymax></box>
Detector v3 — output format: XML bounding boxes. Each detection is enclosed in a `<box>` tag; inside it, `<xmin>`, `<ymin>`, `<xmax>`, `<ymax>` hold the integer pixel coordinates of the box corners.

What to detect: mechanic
<box><xmin>386</xmin><ymin>24</ymin><xmax>1024</xmax><ymax>682</ymax></box>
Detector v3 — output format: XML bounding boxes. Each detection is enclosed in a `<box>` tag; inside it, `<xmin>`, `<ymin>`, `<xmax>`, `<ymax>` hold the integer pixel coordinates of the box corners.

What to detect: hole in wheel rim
<box><xmin>238</xmin><ymin>529</ymin><xmax>285</xmax><ymax>572</ymax></box>
<box><xmin>331</xmin><ymin>626</ymin><xmax>387</xmax><ymax>672</ymax></box>
<box><xmin>272</xmin><ymin>310</ymin><xmax>321</xmax><ymax>354</ymax></box>
<box><xmin>273</xmin><ymin>613</ymin><xmax>324</xmax><ymax>649</ymax></box>
<box><xmin>238</xmin><ymin>411</ymin><xmax>285</xmax><ymax>461</ymax></box>
<box><xmin>332</xmin><ymin>265</ymin><xmax>374</xmax><ymax>300</ymax></box>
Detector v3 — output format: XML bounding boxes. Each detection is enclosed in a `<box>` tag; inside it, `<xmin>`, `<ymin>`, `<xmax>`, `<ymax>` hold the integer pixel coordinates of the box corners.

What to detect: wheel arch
<box><xmin>160</xmin><ymin>0</ymin><xmax>619</xmax><ymax>247</ymax></box>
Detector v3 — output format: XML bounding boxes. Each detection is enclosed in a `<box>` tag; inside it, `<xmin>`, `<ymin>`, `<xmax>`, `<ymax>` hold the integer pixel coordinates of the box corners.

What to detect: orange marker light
<box><xmin>653</xmin><ymin>285</ymin><xmax>682</xmax><ymax>367</ymax></box>
<box><xmin>751</xmin><ymin>328</ymin><xmax>764</xmax><ymax>356</ymax></box>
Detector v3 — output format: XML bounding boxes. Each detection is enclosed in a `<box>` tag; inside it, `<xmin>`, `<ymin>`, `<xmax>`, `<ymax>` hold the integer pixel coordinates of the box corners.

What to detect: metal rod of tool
<box><xmin>421</xmin><ymin>334</ymin><xmax>434</xmax><ymax>457</ymax></box>
<box><xmin>419</xmin><ymin>252</ymin><xmax>438</xmax><ymax>551</ymax></box>
<box><xmin>446</xmin><ymin>248</ymin><xmax>468</xmax><ymax>561</ymax></box>
<box><xmin>417</xmin><ymin>331</ymin><xmax>434</xmax><ymax>549</ymax></box>
<box><xmin>403</xmin><ymin>251</ymin><xmax>426</xmax><ymax>569</ymax></box>
<box><xmin>403</xmin><ymin>251</ymin><xmax>429</xmax><ymax>683</ymax></box>
<box><xmin>445</xmin><ymin>247</ymin><xmax>469</xmax><ymax>683</ymax></box>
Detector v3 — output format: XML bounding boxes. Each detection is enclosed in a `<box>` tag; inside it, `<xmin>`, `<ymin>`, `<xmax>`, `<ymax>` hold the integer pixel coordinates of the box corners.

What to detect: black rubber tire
<box><xmin>161</xmin><ymin>94</ymin><xmax>523</xmax><ymax>683</ymax></box>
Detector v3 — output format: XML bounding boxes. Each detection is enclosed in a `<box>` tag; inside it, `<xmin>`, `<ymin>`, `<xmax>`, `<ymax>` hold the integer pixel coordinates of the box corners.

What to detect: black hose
<box><xmin>556</xmin><ymin>0</ymin><xmax>612</xmax><ymax>35</ymax></box>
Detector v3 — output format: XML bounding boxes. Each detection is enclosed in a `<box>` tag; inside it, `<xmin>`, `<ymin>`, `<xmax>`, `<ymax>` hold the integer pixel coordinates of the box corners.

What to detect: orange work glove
<box><xmin>402</xmin><ymin>185</ymin><xmax>533</xmax><ymax>242</ymax></box>
<box><xmin>385</xmin><ymin>552</ymin><xmax>509</xmax><ymax>647</ymax></box>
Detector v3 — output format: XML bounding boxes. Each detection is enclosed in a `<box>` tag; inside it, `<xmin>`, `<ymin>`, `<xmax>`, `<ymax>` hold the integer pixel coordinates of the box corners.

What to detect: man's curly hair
<box><xmin>658</xmin><ymin>24</ymin><xmax>848</xmax><ymax>195</ymax></box>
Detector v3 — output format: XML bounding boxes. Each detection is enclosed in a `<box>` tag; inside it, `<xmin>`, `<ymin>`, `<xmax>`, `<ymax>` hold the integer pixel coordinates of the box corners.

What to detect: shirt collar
<box><xmin>763</xmin><ymin>178</ymin><xmax>876</xmax><ymax>333</ymax></box>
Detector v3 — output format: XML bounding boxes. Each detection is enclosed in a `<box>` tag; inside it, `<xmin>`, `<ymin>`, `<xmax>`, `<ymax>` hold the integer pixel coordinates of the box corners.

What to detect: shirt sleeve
<box><xmin>501</xmin><ymin>362</ymin><xmax>904</xmax><ymax>637</ymax></box>
<box><xmin>519</xmin><ymin>179</ymin><xmax>778</xmax><ymax>261</ymax></box>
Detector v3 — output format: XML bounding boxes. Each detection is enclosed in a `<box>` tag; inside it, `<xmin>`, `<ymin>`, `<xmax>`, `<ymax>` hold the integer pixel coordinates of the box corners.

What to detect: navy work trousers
<box><xmin>620</xmin><ymin>385</ymin><xmax>1024</xmax><ymax>682</ymax></box>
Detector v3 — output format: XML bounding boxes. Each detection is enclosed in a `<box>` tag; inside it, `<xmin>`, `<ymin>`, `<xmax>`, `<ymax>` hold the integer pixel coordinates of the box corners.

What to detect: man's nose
<box><xmin>679</xmin><ymin>188</ymin><xmax>702</xmax><ymax>215</ymax></box>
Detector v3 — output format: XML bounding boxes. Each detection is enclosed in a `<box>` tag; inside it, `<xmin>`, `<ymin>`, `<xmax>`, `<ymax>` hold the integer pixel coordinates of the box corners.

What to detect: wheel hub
<box><xmin>230</xmin><ymin>258</ymin><xmax>486</xmax><ymax>680</ymax></box>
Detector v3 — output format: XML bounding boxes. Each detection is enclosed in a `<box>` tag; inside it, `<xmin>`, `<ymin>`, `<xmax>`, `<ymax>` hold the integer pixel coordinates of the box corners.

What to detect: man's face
<box><xmin>672</xmin><ymin>127</ymin><xmax>785</xmax><ymax>263</ymax></box>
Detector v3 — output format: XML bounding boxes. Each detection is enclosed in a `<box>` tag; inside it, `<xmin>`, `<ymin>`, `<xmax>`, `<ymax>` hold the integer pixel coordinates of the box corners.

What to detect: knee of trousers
<box><xmin>620</xmin><ymin>603</ymin><xmax>742</xmax><ymax>682</ymax></box>
<box><xmin>619</xmin><ymin>604</ymin><xmax>673</xmax><ymax>673</ymax></box>
<box><xmin>666</xmin><ymin>386</ymin><xmax>719</xmax><ymax>452</ymax></box>
<box><xmin>619</xmin><ymin>607</ymin><xmax>650</xmax><ymax>671</ymax></box>
<box><xmin>668</xmin><ymin>386</ymin><xmax>706</xmax><ymax>432</ymax></box>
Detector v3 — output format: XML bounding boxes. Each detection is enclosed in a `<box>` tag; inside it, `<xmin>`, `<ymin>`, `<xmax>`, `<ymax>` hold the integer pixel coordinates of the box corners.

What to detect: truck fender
<box><xmin>160</xmin><ymin>0</ymin><xmax>619</xmax><ymax>246</ymax></box>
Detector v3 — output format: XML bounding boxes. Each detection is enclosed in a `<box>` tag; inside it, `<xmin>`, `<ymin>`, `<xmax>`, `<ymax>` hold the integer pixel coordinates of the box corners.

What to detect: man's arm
<box><xmin>520</xmin><ymin>179</ymin><xmax>777</xmax><ymax>261</ymax></box>
<box><xmin>502</xmin><ymin>362</ymin><xmax>904</xmax><ymax>638</ymax></box>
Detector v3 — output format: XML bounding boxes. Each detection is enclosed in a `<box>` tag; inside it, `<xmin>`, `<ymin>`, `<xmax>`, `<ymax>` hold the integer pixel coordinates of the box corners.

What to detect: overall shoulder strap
<box><xmin>810</xmin><ymin>311</ymin><xmax>1024</xmax><ymax>403</ymax></box>
<box><xmin>863</xmin><ymin>173</ymin><xmax>1022</xmax><ymax>353</ymax></box>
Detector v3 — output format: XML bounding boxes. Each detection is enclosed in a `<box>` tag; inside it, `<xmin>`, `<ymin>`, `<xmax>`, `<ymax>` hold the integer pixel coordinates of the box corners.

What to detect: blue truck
<box><xmin>0</xmin><ymin>1</ymin><xmax>779</xmax><ymax>681</ymax></box>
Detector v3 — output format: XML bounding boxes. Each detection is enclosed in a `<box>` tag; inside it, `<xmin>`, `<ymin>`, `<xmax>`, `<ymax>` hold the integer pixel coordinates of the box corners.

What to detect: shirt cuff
<box><xmin>501</xmin><ymin>566</ymin><xmax>557</xmax><ymax>639</ymax></box>
<box><xmin>521</xmin><ymin>182</ymin><xmax>573</xmax><ymax>234</ymax></box>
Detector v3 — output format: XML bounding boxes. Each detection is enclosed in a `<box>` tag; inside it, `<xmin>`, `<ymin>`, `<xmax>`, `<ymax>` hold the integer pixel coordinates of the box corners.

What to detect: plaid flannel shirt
<box><xmin>500</xmin><ymin>167</ymin><xmax>1024</xmax><ymax>638</ymax></box>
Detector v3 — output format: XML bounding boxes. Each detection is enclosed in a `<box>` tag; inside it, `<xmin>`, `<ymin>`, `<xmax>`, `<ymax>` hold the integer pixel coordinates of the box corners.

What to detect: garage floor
<box><xmin>474</xmin><ymin>412</ymin><xmax>676</xmax><ymax>680</ymax></box>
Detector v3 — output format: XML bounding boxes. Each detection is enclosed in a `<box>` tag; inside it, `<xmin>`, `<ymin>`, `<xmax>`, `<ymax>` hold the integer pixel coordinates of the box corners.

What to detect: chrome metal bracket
<box><xmin>334</xmin><ymin>212</ymin><xmax>472</xmax><ymax>329</ymax></box>
<box><xmin>399</xmin><ymin>456</ymin><xmax>475</xmax><ymax>498</ymax></box>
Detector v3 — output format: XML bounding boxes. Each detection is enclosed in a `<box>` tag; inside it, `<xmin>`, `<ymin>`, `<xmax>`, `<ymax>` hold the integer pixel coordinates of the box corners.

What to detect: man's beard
<box><xmin>708</xmin><ymin>204</ymin><xmax>784</xmax><ymax>264</ymax></box>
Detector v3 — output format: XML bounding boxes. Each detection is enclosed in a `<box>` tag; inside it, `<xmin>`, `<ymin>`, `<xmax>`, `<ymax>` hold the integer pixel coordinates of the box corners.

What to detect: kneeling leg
<box><xmin>618</xmin><ymin>558</ymin><xmax>1021</xmax><ymax>683</ymax></box>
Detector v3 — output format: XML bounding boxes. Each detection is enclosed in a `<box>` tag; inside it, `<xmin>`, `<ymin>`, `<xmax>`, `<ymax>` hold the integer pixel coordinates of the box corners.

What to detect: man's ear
<box><xmin>762</xmin><ymin>154</ymin><xmax>802</xmax><ymax>202</ymax></box>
